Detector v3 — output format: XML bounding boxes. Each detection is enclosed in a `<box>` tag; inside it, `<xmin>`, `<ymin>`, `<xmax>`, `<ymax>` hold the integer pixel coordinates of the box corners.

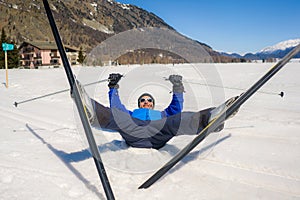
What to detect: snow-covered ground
<box><xmin>0</xmin><ymin>63</ymin><xmax>299</xmax><ymax>200</ymax></box>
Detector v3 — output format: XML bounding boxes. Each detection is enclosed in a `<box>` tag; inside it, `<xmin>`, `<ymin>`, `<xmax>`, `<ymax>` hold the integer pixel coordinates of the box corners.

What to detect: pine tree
<box><xmin>0</xmin><ymin>28</ymin><xmax>7</xmax><ymax>69</ymax></box>
<box><xmin>77</xmin><ymin>47</ymin><xmax>86</xmax><ymax>65</ymax></box>
<box><xmin>8</xmin><ymin>41</ymin><xmax>20</xmax><ymax>69</ymax></box>
<box><xmin>0</xmin><ymin>28</ymin><xmax>20</xmax><ymax>69</ymax></box>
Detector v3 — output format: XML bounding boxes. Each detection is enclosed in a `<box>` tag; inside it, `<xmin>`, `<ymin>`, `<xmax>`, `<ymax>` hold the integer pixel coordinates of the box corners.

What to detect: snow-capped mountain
<box><xmin>222</xmin><ymin>39</ymin><xmax>300</xmax><ymax>60</ymax></box>
<box><xmin>252</xmin><ymin>38</ymin><xmax>300</xmax><ymax>59</ymax></box>
<box><xmin>260</xmin><ymin>39</ymin><xmax>300</xmax><ymax>53</ymax></box>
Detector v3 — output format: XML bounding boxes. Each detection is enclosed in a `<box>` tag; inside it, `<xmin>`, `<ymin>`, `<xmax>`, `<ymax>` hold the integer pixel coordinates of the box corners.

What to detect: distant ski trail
<box><xmin>204</xmin><ymin>158</ymin><xmax>300</xmax><ymax>182</ymax></box>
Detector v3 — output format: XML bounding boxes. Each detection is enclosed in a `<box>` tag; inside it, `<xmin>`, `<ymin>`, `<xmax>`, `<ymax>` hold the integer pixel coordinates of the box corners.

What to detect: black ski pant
<box><xmin>91</xmin><ymin>100</ymin><xmax>218</xmax><ymax>149</ymax></box>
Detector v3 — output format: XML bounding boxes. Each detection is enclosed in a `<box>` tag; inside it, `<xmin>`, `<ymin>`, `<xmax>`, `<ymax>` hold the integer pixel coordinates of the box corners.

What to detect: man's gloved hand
<box><xmin>168</xmin><ymin>74</ymin><xmax>184</xmax><ymax>93</ymax></box>
<box><xmin>108</xmin><ymin>73</ymin><xmax>123</xmax><ymax>89</ymax></box>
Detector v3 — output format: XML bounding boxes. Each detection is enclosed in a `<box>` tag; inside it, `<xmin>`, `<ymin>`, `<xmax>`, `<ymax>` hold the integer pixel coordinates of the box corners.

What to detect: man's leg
<box><xmin>149</xmin><ymin>108</ymin><xmax>214</xmax><ymax>149</ymax></box>
<box><xmin>91</xmin><ymin>99</ymin><xmax>118</xmax><ymax>129</ymax></box>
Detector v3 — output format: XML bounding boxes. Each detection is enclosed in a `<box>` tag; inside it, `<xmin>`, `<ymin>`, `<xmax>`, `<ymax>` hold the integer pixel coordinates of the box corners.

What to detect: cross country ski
<box><xmin>42</xmin><ymin>0</ymin><xmax>115</xmax><ymax>199</ymax></box>
<box><xmin>139</xmin><ymin>43</ymin><xmax>300</xmax><ymax>189</ymax></box>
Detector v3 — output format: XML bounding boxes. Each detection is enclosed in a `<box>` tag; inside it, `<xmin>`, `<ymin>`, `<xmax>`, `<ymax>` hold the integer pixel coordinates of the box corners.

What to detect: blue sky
<box><xmin>116</xmin><ymin>0</ymin><xmax>300</xmax><ymax>55</ymax></box>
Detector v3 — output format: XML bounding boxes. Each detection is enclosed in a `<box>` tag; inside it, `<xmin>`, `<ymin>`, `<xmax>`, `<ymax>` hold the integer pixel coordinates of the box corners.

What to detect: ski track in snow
<box><xmin>0</xmin><ymin>63</ymin><xmax>300</xmax><ymax>200</ymax></box>
<box><xmin>0</xmin><ymin>106</ymin><xmax>75</xmax><ymax>132</ymax></box>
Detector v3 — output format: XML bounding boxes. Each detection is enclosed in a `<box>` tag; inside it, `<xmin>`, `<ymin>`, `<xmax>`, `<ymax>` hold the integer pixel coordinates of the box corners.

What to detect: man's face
<box><xmin>139</xmin><ymin>95</ymin><xmax>154</xmax><ymax>109</ymax></box>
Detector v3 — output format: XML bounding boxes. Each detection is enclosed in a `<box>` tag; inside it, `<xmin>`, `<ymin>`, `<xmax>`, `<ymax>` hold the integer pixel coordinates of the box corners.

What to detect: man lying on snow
<box><xmin>77</xmin><ymin>73</ymin><xmax>238</xmax><ymax>149</ymax></box>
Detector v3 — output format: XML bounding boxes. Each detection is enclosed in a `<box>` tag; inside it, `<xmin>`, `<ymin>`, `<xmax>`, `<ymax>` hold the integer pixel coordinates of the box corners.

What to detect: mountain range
<box><xmin>221</xmin><ymin>39</ymin><xmax>300</xmax><ymax>60</ymax></box>
<box><xmin>0</xmin><ymin>0</ymin><xmax>245</xmax><ymax>63</ymax></box>
<box><xmin>0</xmin><ymin>0</ymin><xmax>173</xmax><ymax>51</ymax></box>
<box><xmin>0</xmin><ymin>0</ymin><xmax>298</xmax><ymax>63</ymax></box>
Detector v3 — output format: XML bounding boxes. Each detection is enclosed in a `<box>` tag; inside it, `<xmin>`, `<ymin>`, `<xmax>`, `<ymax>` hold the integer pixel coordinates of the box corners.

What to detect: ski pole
<box><xmin>184</xmin><ymin>80</ymin><xmax>284</xmax><ymax>97</ymax></box>
<box><xmin>43</xmin><ymin>0</ymin><xmax>115</xmax><ymax>199</ymax></box>
<box><xmin>14</xmin><ymin>78</ymin><xmax>108</xmax><ymax>107</ymax></box>
<box><xmin>14</xmin><ymin>88</ymin><xmax>69</xmax><ymax>107</ymax></box>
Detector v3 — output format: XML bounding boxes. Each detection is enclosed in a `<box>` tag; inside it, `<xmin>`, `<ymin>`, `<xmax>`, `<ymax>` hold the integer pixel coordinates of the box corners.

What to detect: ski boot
<box><xmin>208</xmin><ymin>96</ymin><xmax>240</xmax><ymax>132</ymax></box>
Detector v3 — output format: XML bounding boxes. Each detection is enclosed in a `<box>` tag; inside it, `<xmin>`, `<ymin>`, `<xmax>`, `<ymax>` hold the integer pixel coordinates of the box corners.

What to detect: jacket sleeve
<box><xmin>163</xmin><ymin>92</ymin><xmax>184</xmax><ymax>117</ymax></box>
<box><xmin>109</xmin><ymin>88</ymin><xmax>132</xmax><ymax>115</ymax></box>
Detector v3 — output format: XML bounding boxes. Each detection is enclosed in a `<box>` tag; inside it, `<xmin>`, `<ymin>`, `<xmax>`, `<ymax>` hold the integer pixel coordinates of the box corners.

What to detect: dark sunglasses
<box><xmin>140</xmin><ymin>98</ymin><xmax>153</xmax><ymax>103</ymax></box>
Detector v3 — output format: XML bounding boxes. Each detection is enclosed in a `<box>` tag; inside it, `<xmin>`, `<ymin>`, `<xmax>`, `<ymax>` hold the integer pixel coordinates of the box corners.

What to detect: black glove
<box><xmin>108</xmin><ymin>73</ymin><xmax>122</xmax><ymax>89</ymax></box>
<box><xmin>168</xmin><ymin>74</ymin><xmax>184</xmax><ymax>93</ymax></box>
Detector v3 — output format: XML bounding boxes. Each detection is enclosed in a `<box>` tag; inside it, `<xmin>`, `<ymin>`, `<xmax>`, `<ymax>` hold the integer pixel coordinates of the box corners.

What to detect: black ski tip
<box><xmin>279</xmin><ymin>91</ymin><xmax>284</xmax><ymax>98</ymax></box>
<box><xmin>138</xmin><ymin>179</ymin><xmax>153</xmax><ymax>189</ymax></box>
<box><xmin>138</xmin><ymin>184</ymin><xmax>148</xmax><ymax>189</ymax></box>
<box><xmin>14</xmin><ymin>102</ymin><xmax>18</xmax><ymax>107</ymax></box>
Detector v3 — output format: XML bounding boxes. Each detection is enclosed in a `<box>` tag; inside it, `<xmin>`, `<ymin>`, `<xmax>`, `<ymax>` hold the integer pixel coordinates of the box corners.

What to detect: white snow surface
<box><xmin>0</xmin><ymin>63</ymin><xmax>300</xmax><ymax>200</ymax></box>
<box><xmin>260</xmin><ymin>39</ymin><xmax>300</xmax><ymax>53</ymax></box>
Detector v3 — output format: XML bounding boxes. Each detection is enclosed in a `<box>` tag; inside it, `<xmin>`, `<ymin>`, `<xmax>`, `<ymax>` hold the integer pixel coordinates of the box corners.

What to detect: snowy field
<box><xmin>0</xmin><ymin>63</ymin><xmax>299</xmax><ymax>200</ymax></box>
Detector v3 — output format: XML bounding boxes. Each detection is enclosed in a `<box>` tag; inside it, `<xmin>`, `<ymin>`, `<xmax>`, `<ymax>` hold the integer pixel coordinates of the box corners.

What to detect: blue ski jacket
<box><xmin>108</xmin><ymin>88</ymin><xmax>184</xmax><ymax>121</ymax></box>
